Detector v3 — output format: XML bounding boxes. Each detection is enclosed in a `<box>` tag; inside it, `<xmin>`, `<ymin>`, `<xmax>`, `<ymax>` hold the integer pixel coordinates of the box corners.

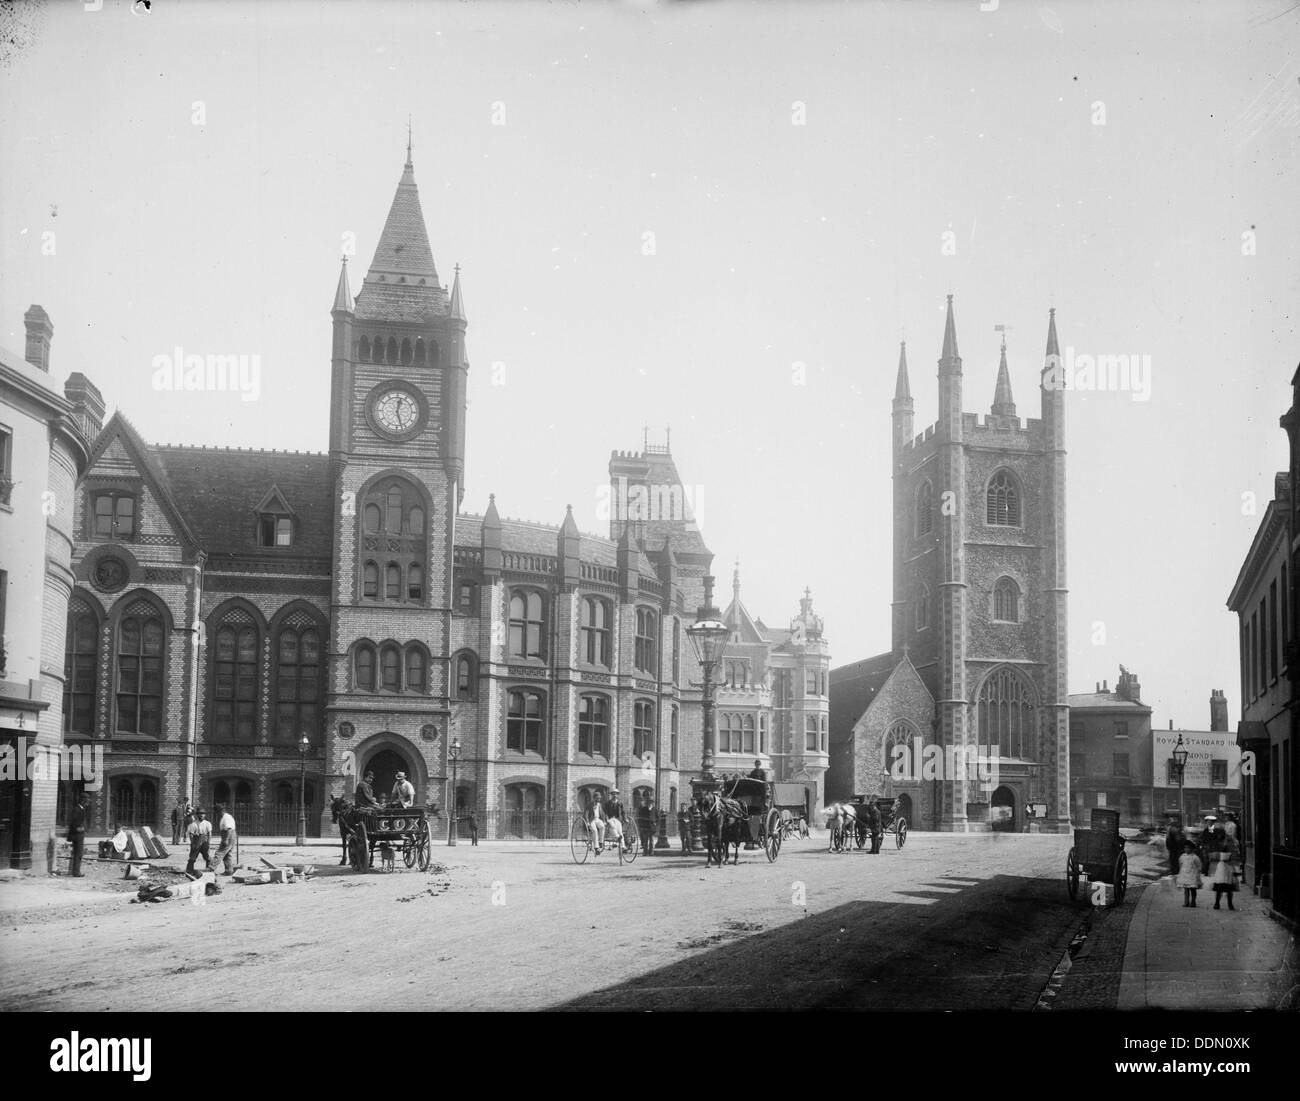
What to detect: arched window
<box><xmin>581</xmin><ymin>597</ymin><xmax>611</xmax><ymax>666</ymax></box>
<box><xmin>363</xmin><ymin>561</ymin><xmax>379</xmax><ymax>599</ymax></box>
<box><xmin>993</xmin><ymin>577</ymin><xmax>1020</xmax><ymax>623</ymax></box>
<box><xmin>885</xmin><ymin>722</ymin><xmax>916</xmax><ymax>779</ymax></box>
<box><xmin>386</xmin><ymin>488</ymin><xmax>403</xmax><ymax>533</ymax></box>
<box><xmin>380</xmin><ymin>644</ymin><xmax>401</xmax><ymax>692</ymax></box>
<box><xmin>578</xmin><ymin>694</ymin><xmax>609</xmax><ymax>756</ymax></box>
<box><xmin>509</xmin><ymin>591</ymin><xmax>545</xmax><ymax>659</ymax></box>
<box><xmin>455</xmin><ymin>653</ymin><xmax>476</xmax><ymax>700</ymax></box>
<box><xmin>386</xmin><ymin>337</ymin><xmax>398</xmax><ymax>364</ymax></box>
<box><xmin>400</xmin><ymin>338</ymin><xmax>413</xmax><ymax>366</ymax></box>
<box><xmin>212</xmin><ymin>609</ymin><xmax>259</xmax><ymax>742</ymax></box>
<box><xmin>633</xmin><ymin>700</ymin><xmax>655</xmax><ymax>758</ymax></box>
<box><xmin>986</xmin><ymin>470</ymin><xmax>1021</xmax><ymax>526</ymax></box>
<box><xmin>405</xmin><ymin>647</ymin><xmax>427</xmax><ymax>694</ymax></box>
<box><xmin>409</xmin><ymin>506</ymin><xmax>425</xmax><ymax>535</ymax></box>
<box><xmin>364</xmin><ymin>503</ymin><xmax>381</xmax><ymax>534</ymax></box>
<box><xmin>414</xmin><ymin>337</ymin><xmax>427</xmax><ymax>365</ymax></box>
<box><xmin>358</xmin><ymin>336</ymin><xmax>371</xmax><ymax>362</ymax></box>
<box><xmin>635</xmin><ymin>607</ymin><xmax>657</xmax><ymax>673</ymax></box>
<box><xmin>504</xmin><ymin>782</ymin><xmax>544</xmax><ymax>838</ymax></box>
<box><xmin>276</xmin><ymin>612</ymin><xmax>322</xmax><ymax>740</ymax></box>
<box><xmin>63</xmin><ymin>600</ymin><xmax>98</xmax><ymax>735</ymax></box>
<box><xmin>507</xmin><ymin>689</ymin><xmax>545</xmax><ymax>754</ymax></box>
<box><xmin>355</xmin><ymin>644</ymin><xmax>376</xmax><ymax>692</ymax></box>
<box><xmin>111</xmin><ymin>776</ymin><xmax>157</xmax><ymax>829</ymax></box>
<box><xmin>407</xmin><ymin>563</ymin><xmax>424</xmax><ymax>601</ymax></box>
<box><xmin>977</xmin><ymin>667</ymin><xmax>1036</xmax><ymax>760</ymax></box>
<box><xmin>385</xmin><ymin>564</ymin><xmax>401</xmax><ymax>601</ymax></box>
<box><xmin>915</xmin><ymin>480</ymin><xmax>933</xmax><ymax>537</ymax></box>
<box><xmin>915</xmin><ymin>584</ymin><xmax>930</xmax><ymax>631</ymax></box>
<box><xmin>116</xmin><ymin>600</ymin><xmax>165</xmax><ymax>735</ymax></box>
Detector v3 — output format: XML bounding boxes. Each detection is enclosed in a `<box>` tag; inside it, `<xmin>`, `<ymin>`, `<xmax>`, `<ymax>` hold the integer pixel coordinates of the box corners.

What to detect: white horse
<box><xmin>822</xmin><ymin>802</ymin><xmax>860</xmax><ymax>852</ymax></box>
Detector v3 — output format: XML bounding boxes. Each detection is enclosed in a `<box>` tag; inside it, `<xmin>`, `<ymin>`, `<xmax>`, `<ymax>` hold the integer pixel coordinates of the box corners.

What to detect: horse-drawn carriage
<box><xmin>1066</xmin><ymin>807</ymin><xmax>1128</xmax><ymax>904</ymax></box>
<box><xmin>332</xmin><ymin>797</ymin><xmax>435</xmax><ymax>873</ymax></box>
<box><xmin>826</xmin><ymin>795</ymin><xmax>908</xmax><ymax>853</ymax></box>
<box><xmin>699</xmin><ymin>778</ymin><xmax>810</xmax><ymax>865</ymax></box>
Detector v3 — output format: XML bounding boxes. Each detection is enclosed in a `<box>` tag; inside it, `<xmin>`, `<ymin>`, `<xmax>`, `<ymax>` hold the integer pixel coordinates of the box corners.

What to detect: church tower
<box><xmin>325</xmin><ymin>144</ymin><xmax>470</xmax><ymax>811</ymax></box>
<box><xmin>883</xmin><ymin>300</ymin><xmax>1068</xmax><ymax>831</ymax></box>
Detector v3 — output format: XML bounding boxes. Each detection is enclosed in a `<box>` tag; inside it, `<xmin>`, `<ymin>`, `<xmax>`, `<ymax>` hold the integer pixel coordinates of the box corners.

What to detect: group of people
<box><xmin>1168</xmin><ymin>813</ymin><xmax>1242</xmax><ymax>910</ymax></box>
<box><xmin>183</xmin><ymin>804</ymin><xmax>238</xmax><ymax>877</ymax></box>
<box><xmin>354</xmin><ymin>769</ymin><xmax>415</xmax><ymax>810</ymax></box>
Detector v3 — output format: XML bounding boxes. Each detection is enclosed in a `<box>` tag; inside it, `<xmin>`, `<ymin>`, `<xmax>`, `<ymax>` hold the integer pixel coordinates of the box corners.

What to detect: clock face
<box><xmin>373</xmin><ymin>388</ymin><xmax>421</xmax><ymax>436</ymax></box>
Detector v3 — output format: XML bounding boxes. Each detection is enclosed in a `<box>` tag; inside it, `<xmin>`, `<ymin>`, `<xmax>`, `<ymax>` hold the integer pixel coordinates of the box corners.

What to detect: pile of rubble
<box><xmin>129</xmin><ymin>858</ymin><xmax>315</xmax><ymax>905</ymax></box>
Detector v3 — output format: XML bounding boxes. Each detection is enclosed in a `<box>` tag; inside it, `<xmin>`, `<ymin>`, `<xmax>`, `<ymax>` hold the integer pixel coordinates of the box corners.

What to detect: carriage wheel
<box><xmin>350</xmin><ymin>822</ymin><xmax>369</xmax><ymax>873</ymax></box>
<box><xmin>764</xmin><ymin>810</ymin><xmax>781</xmax><ymax>862</ymax></box>
<box><xmin>830</xmin><ymin>825</ymin><xmax>844</xmax><ymax>853</ymax></box>
<box><xmin>854</xmin><ymin>822</ymin><xmax>867</xmax><ymax>850</ymax></box>
<box><xmin>1066</xmin><ymin>848</ymin><xmax>1080</xmax><ymax>900</ymax></box>
<box><xmin>569</xmin><ymin>817</ymin><xmax>590</xmax><ymax>865</ymax></box>
<box><xmin>622</xmin><ymin>822</ymin><xmax>638</xmax><ymax>865</ymax></box>
<box><xmin>403</xmin><ymin>839</ymin><xmax>417</xmax><ymax>868</ymax></box>
<box><xmin>1113</xmin><ymin>851</ymin><xmax>1128</xmax><ymax>904</ymax></box>
<box><xmin>895</xmin><ymin>818</ymin><xmax>908</xmax><ymax>849</ymax></box>
<box><xmin>417</xmin><ymin>834</ymin><xmax>431</xmax><ymax>872</ymax></box>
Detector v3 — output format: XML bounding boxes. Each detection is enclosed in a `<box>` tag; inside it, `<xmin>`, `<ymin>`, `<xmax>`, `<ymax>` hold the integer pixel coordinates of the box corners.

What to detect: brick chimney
<box><xmin>1115</xmin><ymin>666</ymin><xmax>1142</xmax><ymax>703</ymax></box>
<box><xmin>23</xmin><ymin>305</ymin><xmax>53</xmax><ymax>372</ymax></box>
<box><xmin>63</xmin><ymin>372</ymin><xmax>105</xmax><ymax>442</ymax></box>
<box><xmin>1210</xmin><ymin>689</ymin><xmax>1228</xmax><ymax>732</ymax></box>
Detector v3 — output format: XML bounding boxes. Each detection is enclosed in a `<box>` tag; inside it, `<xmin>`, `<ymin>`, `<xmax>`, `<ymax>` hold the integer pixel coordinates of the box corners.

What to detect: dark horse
<box><xmin>330</xmin><ymin>795</ymin><xmax>358</xmax><ymax>866</ymax></box>
<box><xmin>700</xmin><ymin>792</ymin><xmax>749</xmax><ymax>867</ymax></box>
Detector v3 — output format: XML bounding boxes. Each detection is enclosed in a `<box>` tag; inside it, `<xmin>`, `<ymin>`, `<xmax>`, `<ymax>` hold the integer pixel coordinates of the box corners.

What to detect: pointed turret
<box><xmin>941</xmin><ymin>294</ymin><xmax>960</xmax><ymax>364</ymax></box>
<box><xmin>893</xmin><ymin>341</ymin><xmax>912</xmax><ymax>404</ymax></box>
<box><xmin>558</xmin><ymin>504</ymin><xmax>581</xmax><ymax>591</ymax></box>
<box><xmin>991</xmin><ymin>338</ymin><xmax>1016</xmax><ymax>417</ymax></box>
<box><xmin>450</xmin><ymin>264</ymin><xmax>466</xmax><ymax>322</ymax></box>
<box><xmin>1046</xmin><ymin>306</ymin><xmax>1060</xmax><ymax>359</ymax></box>
<box><xmin>331</xmin><ymin>257</ymin><xmax>353</xmax><ymax>315</ymax></box>
<box><xmin>481</xmin><ymin>493</ymin><xmax>503</xmax><ymax>578</ymax></box>
<box><xmin>733</xmin><ymin>558</ymin><xmax>742</xmax><ymax>607</ymax></box>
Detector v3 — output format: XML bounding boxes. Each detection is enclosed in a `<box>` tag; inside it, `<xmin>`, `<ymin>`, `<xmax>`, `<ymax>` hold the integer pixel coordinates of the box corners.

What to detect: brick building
<box><xmin>828</xmin><ymin>302</ymin><xmax>1069</xmax><ymax>832</ymax></box>
<box><xmin>0</xmin><ymin>312</ymin><xmax>96</xmax><ymax>869</ymax></box>
<box><xmin>55</xmin><ymin>152</ymin><xmax>828</xmax><ymax>838</ymax></box>
<box><xmin>1067</xmin><ymin>668</ymin><xmax>1153</xmax><ymax>826</ymax></box>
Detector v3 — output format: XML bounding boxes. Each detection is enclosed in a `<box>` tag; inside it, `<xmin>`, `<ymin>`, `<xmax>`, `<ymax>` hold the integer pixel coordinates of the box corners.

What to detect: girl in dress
<box><xmin>1210</xmin><ymin>837</ymin><xmax>1238</xmax><ymax>911</ymax></box>
<box><xmin>1176</xmin><ymin>841</ymin><xmax>1203</xmax><ymax>907</ymax></box>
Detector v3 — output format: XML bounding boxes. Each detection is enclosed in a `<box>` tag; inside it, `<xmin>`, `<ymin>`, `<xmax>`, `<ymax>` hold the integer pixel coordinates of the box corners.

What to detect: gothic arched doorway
<box><xmin>991</xmin><ymin>785</ymin><xmax>1016</xmax><ymax>832</ymax></box>
<box><xmin>363</xmin><ymin>748</ymin><xmax>415</xmax><ymax>806</ymax></box>
<box><xmin>895</xmin><ymin>792</ymin><xmax>914</xmax><ymax>826</ymax></box>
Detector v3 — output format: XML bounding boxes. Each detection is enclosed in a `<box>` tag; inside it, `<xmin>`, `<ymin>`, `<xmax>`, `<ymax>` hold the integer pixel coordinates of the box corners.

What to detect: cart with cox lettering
<box><xmin>1066</xmin><ymin>806</ymin><xmax>1128</xmax><ymax>903</ymax></box>
<box><xmin>343</xmin><ymin>805</ymin><xmax>434</xmax><ymax>872</ymax></box>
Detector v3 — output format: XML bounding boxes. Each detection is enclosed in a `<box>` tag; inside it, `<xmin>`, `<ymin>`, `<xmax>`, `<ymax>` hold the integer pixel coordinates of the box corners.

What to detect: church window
<box><xmin>63</xmin><ymin>601</ymin><xmax>99</xmax><ymax>735</ymax></box>
<box><xmin>405</xmin><ymin>646</ymin><xmax>427</xmax><ymax>693</ymax></box>
<box><xmin>986</xmin><ymin>470</ymin><xmax>1021</xmax><ymax>526</ymax></box>
<box><xmin>455</xmin><ymin>653</ymin><xmax>476</xmax><ymax>699</ymax></box>
<box><xmin>976</xmin><ymin>667</ymin><xmax>1035</xmax><ymax>760</ymax></box>
<box><xmin>364</xmin><ymin>504</ymin><xmax>381</xmax><ymax>533</ymax></box>
<box><xmin>993</xmin><ymin>577</ymin><xmax>1020</xmax><ymax>622</ymax></box>
<box><xmin>275</xmin><ymin>613</ymin><xmax>322</xmax><ymax>740</ymax></box>
<box><xmin>355</xmin><ymin>644</ymin><xmax>376</xmax><ymax>692</ymax></box>
<box><xmin>409</xmin><ymin>506</ymin><xmax>425</xmax><ymax>535</ymax></box>
<box><xmin>885</xmin><ymin>722</ymin><xmax>915</xmax><ymax>775</ymax></box>
<box><xmin>380</xmin><ymin>644</ymin><xmax>401</xmax><ymax>691</ymax></box>
<box><xmin>915</xmin><ymin>480</ymin><xmax>933</xmax><ymax>537</ymax></box>
<box><xmin>386</xmin><ymin>337</ymin><xmax>398</xmax><ymax>363</ymax></box>
<box><xmin>212</xmin><ymin>612</ymin><xmax>259</xmax><ymax>742</ymax></box>
<box><xmin>116</xmin><ymin>600</ymin><xmax>165</xmax><ymax>735</ymax></box>
<box><xmin>358</xmin><ymin>336</ymin><xmax>371</xmax><ymax>361</ymax></box>
<box><xmin>400</xmin><ymin>338</ymin><xmax>413</xmax><ymax>366</ymax></box>
<box><xmin>915</xmin><ymin>584</ymin><xmax>930</xmax><ymax>631</ymax></box>
<box><xmin>414</xmin><ymin>338</ymin><xmax>427</xmax><ymax>365</ymax></box>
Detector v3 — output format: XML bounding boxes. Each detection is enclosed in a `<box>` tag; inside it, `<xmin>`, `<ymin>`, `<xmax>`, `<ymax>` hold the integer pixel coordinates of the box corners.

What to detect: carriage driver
<box><xmin>391</xmin><ymin>771</ymin><xmax>415</xmax><ymax>808</ymax></box>
<box><xmin>355</xmin><ymin>770</ymin><xmax>382</xmax><ymax>810</ymax></box>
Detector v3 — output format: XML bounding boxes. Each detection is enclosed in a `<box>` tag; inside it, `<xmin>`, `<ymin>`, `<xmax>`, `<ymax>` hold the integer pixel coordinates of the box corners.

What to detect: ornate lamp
<box><xmin>687</xmin><ymin>575</ymin><xmax>729</xmax><ymax>785</ymax></box>
<box><xmin>296</xmin><ymin>734</ymin><xmax>310</xmax><ymax>846</ymax></box>
<box><xmin>447</xmin><ymin>736</ymin><xmax>462</xmax><ymax>846</ymax></box>
<box><xmin>1172</xmin><ymin>733</ymin><xmax>1189</xmax><ymax>829</ymax></box>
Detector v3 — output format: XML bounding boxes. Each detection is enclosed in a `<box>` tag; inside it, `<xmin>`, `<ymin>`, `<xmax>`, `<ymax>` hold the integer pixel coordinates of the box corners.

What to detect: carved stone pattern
<box><xmin>583</xmin><ymin>672</ymin><xmax>612</xmax><ymax>684</ymax></box>
<box><xmin>112</xmin><ymin>740</ymin><xmax>159</xmax><ymax>753</ymax></box>
<box><xmin>125</xmin><ymin>598</ymin><xmax>159</xmax><ymax>617</ymax></box>
<box><xmin>144</xmin><ymin>567</ymin><xmax>185</xmax><ymax>584</ymax></box>
<box><xmin>207</xmin><ymin>577</ymin><xmax>330</xmax><ymax>595</ymax></box>
<box><xmin>508</xmin><ymin>666</ymin><xmax>548</xmax><ymax>679</ymax></box>
<box><xmin>220</xmin><ymin>607</ymin><xmax>255</xmax><ymax>626</ymax></box>
<box><xmin>138</xmin><ymin>534</ymin><xmax>181</xmax><ymax>546</ymax></box>
<box><xmin>339</xmin><ymin>722</ymin><xmax>355</xmax><ymax>739</ymax></box>
<box><xmin>282</xmin><ymin>610</ymin><xmax>319</xmax><ymax>631</ymax></box>
<box><xmin>261</xmin><ymin>636</ymin><xmax>273</xmax><ymax>740</ymax></box>
<box><xmin>636</xmin><ymin>679</ymin><xmax>657</xmax><ymax>691</ymax></box>
<box><xmin>99</xmin><ymin>623</ymin><xmax>113</xmax><ymax>733</ymax></box>
<box><xmin>420</xmin><ymin>724</ymin><xmax>438</xmax><ymax>742</ymax></box>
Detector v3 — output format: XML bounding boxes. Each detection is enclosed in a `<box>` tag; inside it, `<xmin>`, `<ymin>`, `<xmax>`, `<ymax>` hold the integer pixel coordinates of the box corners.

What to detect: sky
<box><xmin>1</xmin><ymin>0</ymin><xmax>1298</xmax><ymax>731</ymax></box>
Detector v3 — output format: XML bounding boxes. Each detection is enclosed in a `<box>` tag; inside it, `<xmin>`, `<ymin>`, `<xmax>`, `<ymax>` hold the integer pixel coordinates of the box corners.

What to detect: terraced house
<box><xmin>47</xmin><ymin>150</ymin><xmax>830</xmax><ymax>840</ymax></box>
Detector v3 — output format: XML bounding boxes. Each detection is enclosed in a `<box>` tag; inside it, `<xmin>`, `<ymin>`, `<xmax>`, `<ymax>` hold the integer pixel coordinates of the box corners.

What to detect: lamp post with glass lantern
<box><xmin>447</xmin><ymin>736</ymin><xmax>461</xmax><ymax>846</ymax></box>
<box><xmin>1172</xmin><ymin>733</ymin><xmax>1189</xmax><ymax>831</ymax></box>
<box><xmin>687</xmin><ymin>574</ymin><xmax>729</xmax><ymax>796</ymax></box>
<box><xmin>296</xmin><ymin>733</ymin><xmax>310</xmax><ymax>846</ymax></box>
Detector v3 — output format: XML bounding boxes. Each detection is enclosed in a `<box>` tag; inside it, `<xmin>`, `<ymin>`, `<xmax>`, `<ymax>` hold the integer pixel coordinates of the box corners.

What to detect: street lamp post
<box><xmin>447</xmin><ymin>736</ymin><xmax>461</xmax><ymax>846</ymax></box>
<box><xmin>1172</xmin><ymin>733</ymin><xmax>1189</xmax><ymax>830</ymax></box>
<box><xmin>687</xmin><ymin>574</ymin><xmax>730</xmax><ymax>795</ymax></box>
<box><xmin>296</xmin><ymin>734</ymin><xmax>310</xmax><ymax>846</ymax></box>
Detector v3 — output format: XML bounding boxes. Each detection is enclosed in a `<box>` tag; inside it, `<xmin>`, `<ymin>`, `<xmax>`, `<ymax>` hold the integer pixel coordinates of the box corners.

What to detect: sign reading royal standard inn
<box><xmin>1151</xmin><ymin>727</ymin><xmax>1242</xmax><ymax>821</ymax></box>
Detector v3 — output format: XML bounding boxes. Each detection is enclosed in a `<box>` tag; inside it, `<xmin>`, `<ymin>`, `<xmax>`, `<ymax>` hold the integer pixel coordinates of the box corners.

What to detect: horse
<box><xmin>823</xmin><ymin>802</ymin><xmax>856</xmax><ymax>852</ymax></box>
<box><xmin>699</xmin><ymin>792</ymin><xmax>749</xmax><ymax>867</ymax></box>
<box><xmin>330</xmin><ymin>795</ymin><xmax>357</xmax><ymax>866</ymax></box>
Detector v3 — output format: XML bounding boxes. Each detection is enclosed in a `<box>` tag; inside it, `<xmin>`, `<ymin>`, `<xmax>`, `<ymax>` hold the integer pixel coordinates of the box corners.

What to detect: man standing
<box><xmin>212</xmin><ymin>803</ymin><xmax>237</xmax><ymax>875</ymax></box>
<box><xmin>636</xmin><ymin>795</ymin><xmax>655</xmax><ymax>856</ymax></box>
<box><xmin>678</xmin><ymin>803</ymin><xmax>692</xmax><ymax>853</ymax></box>
<box><xmin>171</xmin><ymin>798</ymin><xmax>186</xmax><ymax>846</ymax></box>
<box><xmin>186</xmin><ymin>808</ymin><xmax>213</xmax><ymax>874</ymax></box>
<box><xmin>748</xmin><ymin>759</ymin><xmax>768</xmax><ymax>781</ymax></box>
<box><xmin>466</xmin><ymin>811</ymin><xmax>479</xmax><ymax>845</ymax></box>
<box><xmin>391</xmin><ymin>771</ymin><xmax>415</xmax><ymax>808</ymax></box>
<box><xmin>603</xmin><ymin>788</ymin><xmax>628</xmax><ymax>853</ymax></box>
<box><xmin>67</xmin><ymin>792</ymin><xmax>88</xmax><ymax>877</ymax></box>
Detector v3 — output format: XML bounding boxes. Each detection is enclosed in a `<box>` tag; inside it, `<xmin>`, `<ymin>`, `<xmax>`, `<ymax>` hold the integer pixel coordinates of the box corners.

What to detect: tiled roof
<box><xmin>1067</xmin><ymin>691</ymin><xmax>1151</xmax><ymax>712</ymax></box>
<box><xmin>152</xmin><ymin>445</ymin><xmax>333</xmax><ymax>558</ymax></box>
<box><xmin>829</xmin><ymin>651</ymin><xmax>898</xmax><ymax>744</ymax></box>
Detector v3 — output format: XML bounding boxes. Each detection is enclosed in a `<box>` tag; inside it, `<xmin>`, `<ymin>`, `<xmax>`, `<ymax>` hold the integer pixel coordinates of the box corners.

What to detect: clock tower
<box><xmin>325</xmin><ymin>146</ymin><xmax>470</xmax><ymax>810</ymax></box>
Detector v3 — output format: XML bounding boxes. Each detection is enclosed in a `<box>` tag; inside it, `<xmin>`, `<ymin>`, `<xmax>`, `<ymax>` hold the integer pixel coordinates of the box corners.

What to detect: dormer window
<box><xmin>92</xmin><ymin>490</ymin><xmax>136</xmax><ymax>540</ymax></box>
<box><xmin>254</xmin><ymin>486</ymin><xmax>296</xmax><ymax>548</ymax></box>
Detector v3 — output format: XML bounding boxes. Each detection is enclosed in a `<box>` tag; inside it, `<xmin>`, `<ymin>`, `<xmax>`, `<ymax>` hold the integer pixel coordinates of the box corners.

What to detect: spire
<box><xmin>406</xmin><ymin>116</ymin><xmax>413</xmax><ymax>168</ymax></box>
<box><xmin>991</xmin><ymin>334</ymin><xmax>1016</xmax><ymax>417</ymax></box>
<box><xmin>450</xmin><ymin>264</ymin><xmax>466</xmax><ymax>321</ymax></box>
<box><xmin>362</xmin><ymin>154</ymin><xmax>440</xmax><ymax>290</ymax></box>
<box><xmin>560</xmin><ymin>502</ymin><xmax>579</xmax><ymax>537</ymax></box>
<box><xmin>483</xmin><ymin>492</ymin><xmax>501</xmax><ymax>528</ymax></box>
<box><xmin>941</xmin><ymin>294</ymin><xmax>959</xmax><ymax>362</ymax></box>
<box><xmin>893</xmin><ymin>340</ymin><xmax>912</xmax><ymax>404</ymax></box>
<box><xmin>1045</xmin><ymin>306</ymin><xmax>1059</xmax><ymax>359</ymax></box>
<box><xmin>733</xmin><ymin>557</ymin><xmax>741</xmax><ymax>605</ymax></box>
<box><xmin>331</xmin><ymin>256</ymin><xmax>353</xmax><ymax>314</ymax></box>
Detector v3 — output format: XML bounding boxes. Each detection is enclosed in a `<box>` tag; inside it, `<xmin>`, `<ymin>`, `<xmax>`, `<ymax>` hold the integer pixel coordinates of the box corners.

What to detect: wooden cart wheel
<box><xmin>854</xmin><ymin>821</ymin><xmax>867</xmax><ymax>850</ymax></box>
<box><xmin>622</xmin><ymin>821</ymin><xmax>638</xmax><ymax>865</ymax></box>
<box><xmin>403</xmin><ymin>839</ymin><xmax>417</xmax><ymax>867</ymax></box>
<box><xmin>1114</xmin><ymin>851</ymin><xmax>1128</xmax><ymax>904</ymax></box>
<box><xmin>895</xmin><ymin>818</ymin><xmax>908</xmax><ymax>849</ymax></box>
<box><xmin>1066</xmin><ymin>847</ymin><xmax>1080</xmax><ymax>900</ymax></box>
<box><xmin>417</xmin><ymin>834</ymin><xmax>431</xmax><ymax>872</ymax></box>
<box><xmin>570</xmin><ymin>816</ymin><xmax>590</xmax><ymax>865</ymax></box>
<box><xmin>350</xmin><ymin>822</ymin><xmax>369</xmax><ymax>873</ymax></box>
<box><xmin>764</xmin><ymin>809</ymin><xmax>781</xmax><ymax>862</ymax></box>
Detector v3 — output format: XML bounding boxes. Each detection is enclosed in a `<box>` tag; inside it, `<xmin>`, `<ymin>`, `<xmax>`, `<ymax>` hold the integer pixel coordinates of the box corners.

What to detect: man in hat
<box><xmin>185</xmin><ymin>808</ymin><xmax>213</xmax><ymax>874</ymax></box>
<box><xmin>391</xmin><ymin>771</ymin><xmax>415</xmax><ymax>809</ymax></box>
<box><xmin>212</xmin><ymin>802</ymin><xmax>238</xmax><ymax>874</ymax></box>
<box><xmin>67</xmin><ymin>792</ymin><xmax>89</xmax><ymax>876</ymax></box>
<box><xmin>355</xmin><ymin>770</ymin><xmax>382</xmax><ymax>810</ymax></box>
<box><xmin>602</xmin><ymin>788</ymin><xmax>629</xmax><ymax>853</ymax></box>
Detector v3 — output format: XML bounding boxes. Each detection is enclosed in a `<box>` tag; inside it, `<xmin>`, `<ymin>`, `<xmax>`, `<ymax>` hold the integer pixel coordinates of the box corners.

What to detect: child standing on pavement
<box><xmin>1176</xmin><ymin>841</ymin><xmax>1203</xmax><ymax>907</ymax></box>
<box><xmin>1210</xmin><ymin>839</ymin><xmax>1238</xmax><ymax>911</ymax></box>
